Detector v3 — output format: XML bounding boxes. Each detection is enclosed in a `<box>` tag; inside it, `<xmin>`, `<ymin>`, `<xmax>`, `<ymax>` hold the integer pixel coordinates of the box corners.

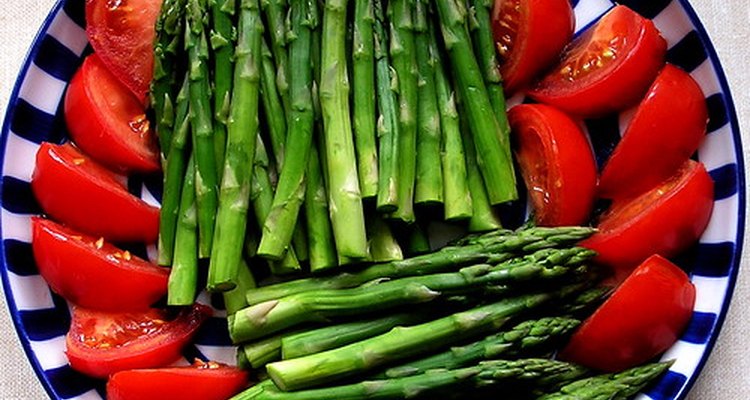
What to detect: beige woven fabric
<box><xmin>0</xmin><ymin>0</ymin><xmax>747</xmax><ymax>399</ymax></box>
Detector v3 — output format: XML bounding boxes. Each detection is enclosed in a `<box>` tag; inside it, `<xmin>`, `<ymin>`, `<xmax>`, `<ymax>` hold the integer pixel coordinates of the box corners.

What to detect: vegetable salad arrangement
<box><xmin>27</xmin><ymin>0</ymin><xmax>714</xmax><ymax>398</ymax></box>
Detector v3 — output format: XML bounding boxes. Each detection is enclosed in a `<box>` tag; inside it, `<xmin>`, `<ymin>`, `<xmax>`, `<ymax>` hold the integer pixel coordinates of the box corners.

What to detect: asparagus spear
<box><xmin>207</xmin><ymin>0</ymin><xmax>263</xmax><ymax>291</ymax></box>
<box><xmin>435</xmin><ymin>0</ymin><xmax>517</xmax><ymax>205</ymax></box>
<box><xmin>151</xmin><ymin>0</ymin><xmax>186</xmax><ymax>157</ymax></box>
<box><xmin>351</xmin><ymin>0</ymin><xmax>378</xmax><ymax>199</ymax></box>
<box><xmin>376</xmin><ymin>317</ymin><xmax>581</xmax><ymax>378</ymax></box>
<box><xmin>260</xmin><ymin>0</ymin><xmax>290</xmax><ymax>115</ymax></box>
<box><xmin>304</xmin><ymin>144</ymin><xmax>338</xmax><ymax>272</ymax></box>
<box><xmin>388</xmin><ymin>0</ymin><xmax>418</xmax><ymax>222</ymax></box>
<box><xmin>265</xmin><ymin>285</ymin><xmax>585</xmax><ymax>390</ymax></box>
<box><xmin>186</xmin><ymin>0</ymin><xmax>220</xmax><ymax>258</ymax></box>
<box><xmin>433</xmin><ymin>25</ymin><xmax>472</xmax><ymax>221</ymax></box>
<box><xmin>210</xmin><ymin>0</ymin><xmax>235</xmax><ymax>170</ymax></box>
<box><xmin>168</xmin><ymin>154</ymin><xmax>199</xmax><ymax>305</ymax></box>
<box><xmin>319</xmin><ymin>0</ymin><xmax>368</xmax><ymax>259</ymax></box>
<box><xmin>281</xmin><ymin>312</ymin><xmax>427</xmax><ymax>359</ymax></box>
<box><xmin>259</xmin><ymin>38</ymin><xmax>288</xmax><ymax>167</ymax></box>
<box><xmin>223</xmin><ymin>259</ymin><xmax>257</xmax><ymax>315</ymax></box>
<box><xmin>245</xmin><ymin>226</ymin><xmax>595</xmax><ymax>305</ymax></box>
<box><xmin>373</xmin><ymin>0</ymin><xmax>400</xmax><ymax>212</ymax></box>
<box><xmin>233</xmin><ymin>359</ymin><xmax>588</xmax><ymax>400</ymax></box>
<box><xmin>413</xmin><ymin>0</ymin><xmax>443</xmax><ymax>205</ymax></box>
<box><xmin>230</xmin><ymin>247</ymin><xmax>593</xmax><ymax>341</ymax></box>
<box><xmin>257</xmin><ymin>0</ymin><xmax>317</xmax><ymax>261</ymax></box>
<box><xmin>366</xmin><ymin>214</ymin><xmax>403</xmax><ymax>262</ymax></box>
<box><xmin>157</xmin><ymin>75</ymin><xmax>191</xmax><ymax>266</ymax></box>
<box><xmin>538</xmin><ymin>361</ymin><xmax>674</xmax><ymax>400</ymax></box>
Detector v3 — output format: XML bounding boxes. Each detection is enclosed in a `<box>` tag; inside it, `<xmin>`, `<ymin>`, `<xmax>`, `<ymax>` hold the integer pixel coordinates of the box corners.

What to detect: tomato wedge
<box><xmin>559</xmin><ymin>254</ymin><xmax>695</xmax><ymax>372</ymax></box>
<box><xmin>85</xmin><ymin>0</ymin><xmax>162</xmax><ymax>101</ymax></box>
<box><xmin>508</xmin><ymin>104</ymin><xmax>597</xmax><ymax>226</ymax></box>
<box><xmin>32</xmin><ymin>217</ymin><xmax>168</xmax><ymax>311</ymax></box>
<box><xmin>64</xmin><ymin>54</ymin><xmax>160</xmax><ymax>173</ymax></box>
<box><xmin>491</xmin><ymin>0</ymin><xmax>575</xmax><ymax>95</ymax></box>
<box><xmin>598</xmin><ymin>64</ymin><xmax>708</xmax><ymax>201</ymax></box>
<box><xmin>66</xmin><ymin>304</ymin><xmax>211</xmax><ymax>379</ymax></box>
<box><xmin>107</xmin><ymin>361</ymin><xmax>249</xmax><ymax>400</ymax></box>
<box><xmin>581</xmin><ymin>160</ymin><xmax>714</xmax><ymax>283</ymax></box>
<box><xmin>31</xmin><ymin>142</ymin><xmax>159</xmax><ymax>244</ymax></box>
<box><xmin>528</xmin><ymin>5</ymin><xmax>667</xmax><ymax>117</ymax></box>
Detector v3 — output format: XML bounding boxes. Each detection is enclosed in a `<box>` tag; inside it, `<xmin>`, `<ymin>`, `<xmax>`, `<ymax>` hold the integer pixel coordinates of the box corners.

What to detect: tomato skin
<box><xmin>559</xmin><ymin>254</ymin><xmax>695</xmax><ymax>372</ymax></box>
<box><xmin>31</xmin><ymin>142</ymin><xmax>159</xmax><ymax>244</ymax></box>
<box><xmin>64</xmin><ymin>54</ymin><xmax>160</xmax><ymax>174</ymax></box>
<box><xmin>599</xmin><ymin>64</ymin><xmax>708</xmax><ymax>201</ymax></box>
<box><xmin>491</xmin><ymin>0</ymin><xmax>575</xmax><ymax>95</ymax></box>
<box><xmin>528</xmin><ymin>5</ymin><xmax>667</xmax><ymax>117</ymax></box>
<box><xmin>508</xmin><ymin>104</ymin><xmax>597</xmax><ymax>226</ymax></box>
<box><xmin>107</xmin><ymin>362</ymin><xmax>249</xmax><ymax>400</ymax></box>
<box><xmin>85</xmin><ymin>0</ymin><xmax>161</xmax><ymax>101</ymax></box>
<box><xmin>31</xmin><ymin>217</ymin><xmax>168</xmax><ymax>311</ymax></box>
<box><xmin>581</xmin><ymin>160</ymin><xmax>714</xmax><ymax>283</ymax></box>
<box><xmin>66</xmin><ymin>304</ymin><xmax>211</xmax><ymax>379</ymax></box>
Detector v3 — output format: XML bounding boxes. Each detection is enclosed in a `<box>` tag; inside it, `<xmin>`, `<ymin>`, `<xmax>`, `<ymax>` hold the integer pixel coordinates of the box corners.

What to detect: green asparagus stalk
<box><xmin>281</xmin><ymin>312</ymin><xmax>426</xmax><ymax>359</ymax></box>
<box><xmin>376</xmin><ymin>317</ymin><xmax>580</xmax><ymax>379</ymax></box>
<box><xmin>265</xmin><ymin>285</ymin><xmax>585</xmax><ymax>390</ymax></box>
<box><xmin>151</xmin><ymin>0</ymin><xmax>186</xmax><ymax>157</ymax></box>
<box><xmin>157</xmin><ymin>75</ymin><xmax>191</xmax><ymax>266</ymax></box>
<box><xmin>167</xmin><ymin>154</ymin><xmax>199</xmax><ymax>305</ymax></box>
<box><xmin>366</xmin><ymin>215</ymin><xmax>403</xmax><ymax>262</ymax></box>
<box><xmin>230</xmin><ymin>247</ymin><xmax>593</xmax><ymax>341</ymax></box>
<box><xmin>413</xmin><ymin>0</ymin><xmax>443</xmax><ymax>205</ymax></box>
<box><xmin>555</xmin><ymin>286</ymin><xmax>612</xmax><ymax>317</ymax></box>
<box><xmin>257</xmin><ymin>0</ymin><xmax>317</xmax><ymax>261</ymax></box>
<box><xmin>319</xmin><ymin>0</ymin><xmax>369</xmax><ymax>259</ymax></box>
<box><xmin>260</xmin><ymin>0</ymin><xmax>290</xmax><ymax>115</ymax></box>
<box><xmin>433</xmin><ymin>26</ymin><xmax>472</xmax><ymax>221</ymax></box>
<box><xmin>251</xmin><ymin>134</ymin><xmax>302</xmax><ymax>274</ymax></box>
<box><xmin>210</xmin><ymin>0</ymin><xmax>235</xmax><ymax>171</ymax></box>
<box><xmin>388</xmin><ymin>0</ymin><xmax>418</xmax><ymax>222</ymax></box>
<box><xmin>223</xmin><ymin>259</ymin><xmax>257</xmax><ymax>315</ymax></box>
<box><xmin>435</xmin><ymin>0</ymin><xmax>517</xmax><ymax>205</ymax></box>
<box><xmin>351</xmin><ymin>0</ymin><xmax>378</xmax><ymax>199</ymax></box>
<box><xmin>233</xmin><ymin>359</ymin><xmax>588</xmax><ymax>400</ymax></box>
<box><xmin>186</xmin><ymin>0</ymin><xmax>219</xmax><ymax>258</ymax></box>
<box><xmin>239</xmin><ymin>334</ymin><xmax>284</xmax><ymax>369</ymax></box>
<box><xmin>403</xmin><ymin>222</ymin><xmax>431</xmax><ymax>256</ymax></box>
<box><xmin>538</xmin><ymin>361</ymin><xmax>674</xmax><ymax>400</ymax></box>
<box><xmin>259</xmin><ymin>39</ymin><xmax>288</xmax><ymax>167</ymax></box>
<box><xmin>373</xmin><ymin>0</ymin><xmax>400</xmax><ymax>212</ymax></box>
<box><xmin>305</xmin><ymin>144</ymin><xmax>339</xmax><ymax>272</ymax></box>
<box><xmin>245</xmin><ymin>226</ymin><xmax>595</xmax><ymax>304</ymax></box>
<box><xmin>206</xmin><ymin>0</ymin><xmax>263</xmax><ymax>291</ymax></box>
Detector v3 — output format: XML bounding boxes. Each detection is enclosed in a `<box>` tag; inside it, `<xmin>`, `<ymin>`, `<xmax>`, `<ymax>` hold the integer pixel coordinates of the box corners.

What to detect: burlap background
<box><xmin>0</xmin><ymin>1</ymin><xmax>747</xmax><ymax>398</ymax></box>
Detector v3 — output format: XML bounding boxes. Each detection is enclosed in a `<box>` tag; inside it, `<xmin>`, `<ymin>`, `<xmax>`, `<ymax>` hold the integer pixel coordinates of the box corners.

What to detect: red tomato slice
<box><xmin>491</xmin><ymin>0</ymin><xmax>575</xmax><ymax>95</ymax></box>
<box><xmin>598</xmin><ymin>64</ymin><xmax>708</xmax><ymax>201</ymax></box>
<box><xmin>85</xmin><ymin>0</ymin><xmax>162</xmax><ymax>101</ymax></box>
<box><xmin>107</xmin><ymin>361</ymin><xmax>249</xmax><ymax>400</ymax></box>
<box><xmin>32</xmin><ymin>217</ymin><xmax>168</xmax><ymax>311</ymax></box>
<box><xmin>508</xmin><ymin>104</ymin><xmax>597</xmax><ymax>226</ymax></box>
<box><xmin>64</xmin><ymin>54</ymin><xmax>160</xmax><ymax>173</ymax></box>
<box><xmin>31</xmin><ymin>142</ymin><xmax>159</xmax><ymax>244</ymax></box>
<box><xmin>528</xmin><ymin>5</ymin><xmax>667</xmax><ymax>117</ymax></box>
<box><xmin>66</xmin><ymin>304</ymin><xmax>211</xmax><ymax>379</ymax></box>
<box><xmin>581</xmin><ymin>160</ymin><xmax>713</xmax><ymax>283</ymax></box>
<box><xmin>559</xmin><ymin>254</ymin><xmax>695</xmax><ymax>372</ymax></box>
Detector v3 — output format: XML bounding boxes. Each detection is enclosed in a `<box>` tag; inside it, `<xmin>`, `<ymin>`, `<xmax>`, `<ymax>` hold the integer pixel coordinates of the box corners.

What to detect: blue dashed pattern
<box><xmin>0</xmin><ymin>0</ymin><xmax>743</xmax><ymax>399</ymax></box>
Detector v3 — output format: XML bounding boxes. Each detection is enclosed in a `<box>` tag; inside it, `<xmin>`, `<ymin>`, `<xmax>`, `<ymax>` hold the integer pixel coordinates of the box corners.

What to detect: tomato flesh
<box><xmin>581</xmin><ymin>160</ymin><xmax>714</xmax><ymax>283</ymax></box>
<box><xmin>66</xmin><ymin>304</ymin><xmax>211</xmax><ymax>378</ymax></box>
<box><xmin>31</xmin><ymin>142</ymin><xmax>159</xmax><ymax>244</ymax></box>
<box><xmin>65</xmin><ymin>54</ymin><xmax>160</xmax><ymax>173</ymax></box>
<box><xmin>529</xmin><ymin>5</ymin><xmax>667</xmax><ymax>117</ymax></box>
<box><xmin>32</xmin><ymin>217</ymin><xmax>168</xmax><ymax>311</ymax></box>
<box><xmin>509</xmin><ymin>104</ymin><xmax>597</xmax><ymax>226</ymax></box>
<box><xmin>559</xmin><ymin>254</ymin><xmax>695</xmax><ymax>372</ymax></box>
<box><xmin>107</xmin><ymin>361</ymin><xmax>249</xmax><ymax>400</ymax></box>
<box><xmin>85</xmin><ymin>0</ymin><xmax>162</xmax><ymax>101</ymax></box>
<box><xmin>492</xmin><ymin>0</ymin><xmax>575</xmax><ymax>94</ymax></box>
<box><xmin>599</xmin><ymin>64</ymin><xmax>708</xmax><ymax>201</ymax></box>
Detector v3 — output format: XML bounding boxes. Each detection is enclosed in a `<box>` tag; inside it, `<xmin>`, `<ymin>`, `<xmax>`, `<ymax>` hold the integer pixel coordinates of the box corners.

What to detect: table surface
<box><xmin>1</xmin><ymin>1</ymin><xmax>748</xmax><ymax>399</ymax></box>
